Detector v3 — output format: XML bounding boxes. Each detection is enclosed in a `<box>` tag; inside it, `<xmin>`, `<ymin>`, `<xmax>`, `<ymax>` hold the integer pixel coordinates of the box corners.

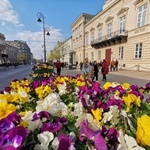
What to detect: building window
<box><xmin>119</xmin><ymin>46</ymin><xmax>123</xmax><ymax>59</ymax></box>
<box><xmin>85</xmin><ymin>35</ymin><xmax>88</xmax><ymax>45</ymax></box>
<box><xmin>107</xmin><ymin>23</ymin><xmax>112</xmax><ymax>39</ymax></box>
<box><xmin>137</xmin><ymin>4</ymin><xmax>147</xmax><ymax>27</ymax></box>
<box><xmin>98</xmin><ymin>28</ymin><xmax>102</xmax><ymax>41</ymax></box>
<box><xmin>86</xmin><ymin>53</ymin><xmax>88</xmax><ymax>58</ymax></box>
<box><xmin>91</xmin><ymin>32</ymin><xmax>94</xmax><ymax>44</ymax></box>
<box><xmin>119</xmin><ymin>16</ymin><xmax>126</xmax><ymax>34</ymax></box>
<box><xmin>134</xmin><ymin>43</ymin><xmax>142</xmax><ymax>58</ymax></box>
<box><xmin>80</xmin><ymin>38</ymin><xmax>82</xmax><ymax>47</ymax></box>
<box><xmin>98</xmin><ymin>50</ymin><xmax>101</xmax><ymax>60</ymax></box>
<box><xmin>91</xmin><ymin>52</ymin><xmax>94</xmax><ymax>61</ymax></box>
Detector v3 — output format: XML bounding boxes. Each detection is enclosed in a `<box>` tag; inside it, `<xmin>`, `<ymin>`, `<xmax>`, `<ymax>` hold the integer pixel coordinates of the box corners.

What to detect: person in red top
<box><xmin>55</xmin><ymin>60</ymin><xmax>62</xmax><ymax>75</ymax></box>
<box><xmin>101</xmin><ymin>59</ymin><xmax>109</xmax><ymax>81</ymax></box>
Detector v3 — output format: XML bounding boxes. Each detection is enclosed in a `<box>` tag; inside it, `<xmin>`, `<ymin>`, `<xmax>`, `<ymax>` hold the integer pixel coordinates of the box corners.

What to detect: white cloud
<box><xmin>13</xmin><ymin>27</ymin><xmax>63</xmax><ymax>59</ymax></box>
<box><xmin>0</xmin><ymin>0</ymin><xmax>23</xmax><ymax>26</ymax></box>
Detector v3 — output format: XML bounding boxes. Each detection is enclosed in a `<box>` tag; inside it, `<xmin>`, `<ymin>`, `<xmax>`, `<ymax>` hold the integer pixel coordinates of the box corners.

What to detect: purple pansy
<box><xmin>58</xmin><ymin>133</ymin><xmax>75</xmax><ymax>150</ymax></box>
<box><xmin>40</xmin><ymin>121</ymin><xmax>63</xmax><ymax>133</ymax></box>
<box><xmin>79</xmin><ymin>120</ymin><xmax>107</xmax><ymax>149</ymax></box>
<box><xmin>32</xmin><ymin>111</ymin><xmax>50</xmax><ymax>121</ymax></box>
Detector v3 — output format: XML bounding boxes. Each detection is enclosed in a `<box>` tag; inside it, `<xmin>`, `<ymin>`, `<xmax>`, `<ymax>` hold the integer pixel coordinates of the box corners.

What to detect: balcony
<box><xmin>91</xmin><ymin>30</ymin><xmax>128</xmax><ymax>49</ymax></box>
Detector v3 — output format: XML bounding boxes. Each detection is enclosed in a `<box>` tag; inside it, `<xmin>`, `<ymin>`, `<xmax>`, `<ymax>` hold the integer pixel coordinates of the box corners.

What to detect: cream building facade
<box><xmin>0</xmin><ymin>33</ymin><xmax>7</xmax><ymax>65</ymax></box>
<box><xmin>71</xmin><ymin>0</ymin><xmax>150</xmax><ymax>71</ymax></box>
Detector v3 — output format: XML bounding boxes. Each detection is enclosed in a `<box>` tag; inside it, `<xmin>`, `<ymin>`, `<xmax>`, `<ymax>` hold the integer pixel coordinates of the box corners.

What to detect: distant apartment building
<box><xmin>6</xmin><ymin>40</ymin><xmax>32</xmax><ymax>64</ymax></box>
<box><xmin>5</xmin><ymin>43</ymin><xmax>18</xmax><ymax>65</ymax></box>
<box><xmin>0</xmin><ymin>33</ymin><xmax>7</xmax><ymax>65</ymax></box>
<box><xmin>71</xmin><ymin>0</ymin><xmax>150</xmax><ymax>71</ymax></box>
<box><xmin>59</xmin><ymin>37</ymin><xmax>72</xmax><ymax>64</ymax></box>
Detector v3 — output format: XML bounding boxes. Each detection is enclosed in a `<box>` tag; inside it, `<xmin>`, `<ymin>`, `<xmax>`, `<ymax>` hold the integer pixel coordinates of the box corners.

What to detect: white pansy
<box><xmin>37</xmin><ymin>131</ymin><xmax>54</xmax><ymax>145</ymax></box>
<box><xmin>57</xmin><ymin>84</ymin><xmax>66</xmax><ymax>95</ymax></box>
<box><xmin>83</xmin><ymin>94</ymin><xmax>92</xmax><ymax>106</ymax></box>
<box><xmin>102</xmin><ymin>111</ymin><xmax>113</xmax><ymax>123</ymax></box>
<box><xmin>51</xmin><ymin>137</ymin><xmax>59</xmax><ymax>150</ymax></box>
<box><xmin>73</xmin><ymin>102</ymin><xmax>84</xmax><ymax>117</ymax></box>
<box><xmin>76</xmin><ymin>113</ymin><xmax>101</xmax><ymax>130</ymax></box>
<box><xmin>124</xmin><ymin>134</ymin><xmax>145</xmax><ymax>150</ymax></box>
<box><xmin>117</xmin><ymin>130</ymin><xmax>145</xmax><ymax>150</ymax></box>
<box><xmin>21</xmin><ymin>111</ymin><xmax>41</xmax><ymax>131</ymax></box>
<box><xmin>34</xmin><ymin>131</ymin><xmax>54</xmax><ymax>150</ymax></box>
<box><xmin>3</xmin><ymin>91</ymin><xmax>9</xmax><ymax>95</ymax></box>
<box><xmin>18</xmin><ymin>90</ymin><xmax>28</xmax><ymax>98</ymax></box>
<box><xmin>34</xmin><ymin>144</ymin><xmax>48</xmax><ymax>150</ymax></box>
<box><xmin>117</xmin><ymin>130</ymin><xmax>128</xmax><ymax>150</ymax></box>
<box><xmin>75</xmin><ymin>86</ymin><xmax>80</xmax><ymax>93</ymax></box>
<box><xmin>109</xmin><ymin>105</ymin><xmax>120</xmax><ymax>124</ymax></box>
<box><xmin>120</xmin><ymin>110</ymin><xmax>133</xmax><ymax>128</ymax></box>
<box><xmin>10</xmin><ymin>91</ymin><xmax>17</xmax><ymax>95</ymax></box>
<box><xmin>102</xmin><ymin>105</ymin><xmax>120</xmax><ymax>125</ymax></box>
<box><xmin>36</xmin><ymin>93</ymin><xmax>61</xmax><ymax>112</ymax></box>
<box><xmin>111</xmin><ymin>82</ymin><xmax>120</xmax><ymax>88</ymax></box>
<box><xmin>49</xmin><ymin>102</ymin><xmax>68</xmax><ymax>116</ymax></box>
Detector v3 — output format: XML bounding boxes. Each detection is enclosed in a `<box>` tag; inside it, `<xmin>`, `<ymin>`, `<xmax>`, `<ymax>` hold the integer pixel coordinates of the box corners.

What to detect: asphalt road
<box><xmin>0</xmin><ymin>65</ymin><xmax>32</xmax><ymax>91</ymax></box>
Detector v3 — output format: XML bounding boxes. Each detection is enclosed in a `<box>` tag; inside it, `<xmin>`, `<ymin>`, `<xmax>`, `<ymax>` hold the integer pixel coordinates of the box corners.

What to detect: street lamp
<box><xmin>37</xmin><ymin>12</ymin><xmax>50</xmax><ymax>62</ymax></box>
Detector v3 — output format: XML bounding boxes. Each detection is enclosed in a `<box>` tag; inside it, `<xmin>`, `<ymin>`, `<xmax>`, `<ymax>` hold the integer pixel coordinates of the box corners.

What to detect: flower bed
<box><xmin>30</xmin><ymin>63</ymin><xmax>54</xmax><ymax>81</ymax></box>
<box><xmin>0</xmin><ymin>67</ymin><xmax>150</xmax><ymax>150</ymax></box>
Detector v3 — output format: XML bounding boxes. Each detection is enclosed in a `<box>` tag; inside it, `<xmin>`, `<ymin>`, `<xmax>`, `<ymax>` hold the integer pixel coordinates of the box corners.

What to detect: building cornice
<box><xmin>97</xmin><ymin>23</ymin><xmax>103</xmax><ymax>28</ymax></box>
<box><xmin>134</xmin><ymin>0</ymin><xmax>144</xmax><ymax>5</ymax></box>
<box><xmin>117</xmin><ymin>7</ymin><xmax>129</xmax><ymax>16</ymax></box>
<box><xmin>105</xmin><ymin>16</ymin><xmax>114</xmax><ymax>22</ymax></box>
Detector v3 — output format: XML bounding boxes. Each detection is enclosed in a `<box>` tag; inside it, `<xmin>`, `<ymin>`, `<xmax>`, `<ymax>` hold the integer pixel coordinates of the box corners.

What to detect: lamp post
<box><xmin>37</xmin><ymin>12</ymin><xmax>50</xmax><ymax>62</ymax></box>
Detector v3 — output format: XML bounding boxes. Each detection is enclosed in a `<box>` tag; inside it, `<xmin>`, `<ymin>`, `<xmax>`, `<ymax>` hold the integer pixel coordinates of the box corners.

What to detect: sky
<box><xmin>0</xmin><ymin>0</ymin><xmax>104</xmax><ymax>59</ymax></box>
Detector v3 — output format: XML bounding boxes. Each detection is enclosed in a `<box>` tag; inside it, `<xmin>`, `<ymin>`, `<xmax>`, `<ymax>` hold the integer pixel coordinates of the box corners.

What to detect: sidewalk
<box><xmin>74</xmin><ymin>68</ymin><xmax>150</xmax><ymax>80</ymax></box>
<box><xmin>108</xmin><ymin>70</ymin><xmax>150</xmax><ymax>81</ymax></box>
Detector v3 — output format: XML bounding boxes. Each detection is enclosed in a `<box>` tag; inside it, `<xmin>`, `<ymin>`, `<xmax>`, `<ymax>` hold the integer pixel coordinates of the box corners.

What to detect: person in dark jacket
<box><xmin>115</xmin><ymin>59</ymin><xmax>118</xmax><ymax>71</ymax></box>
<box><xmin>90</xmin><ymin>61</ymin><xmax>99</xmax><ymax>82</ymax></box>
<box><xmin>101</xmin><ymin>59</ymin><xmax>109</xmax><ymax>81</ymax></box>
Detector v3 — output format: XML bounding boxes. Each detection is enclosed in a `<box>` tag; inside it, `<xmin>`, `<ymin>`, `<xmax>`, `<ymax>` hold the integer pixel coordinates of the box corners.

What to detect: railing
<box><xmin>91</xmin><ymin>30</ymin><xmax>128</xmax><ymax>45</ymax></box>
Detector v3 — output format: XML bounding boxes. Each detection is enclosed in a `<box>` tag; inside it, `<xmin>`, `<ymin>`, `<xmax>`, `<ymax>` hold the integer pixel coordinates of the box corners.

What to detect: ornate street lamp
<box><xmin>37</xmin><ymin>12</ymin><xmax>50</xmax><ymax>62</ymax></box>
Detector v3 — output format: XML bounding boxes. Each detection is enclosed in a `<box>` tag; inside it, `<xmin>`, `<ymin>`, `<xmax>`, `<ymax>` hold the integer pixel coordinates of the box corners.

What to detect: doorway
<box><xmin>105</xmin><ymin>49</ymin><xmax>111</xmax><ymax>64</ymax></box>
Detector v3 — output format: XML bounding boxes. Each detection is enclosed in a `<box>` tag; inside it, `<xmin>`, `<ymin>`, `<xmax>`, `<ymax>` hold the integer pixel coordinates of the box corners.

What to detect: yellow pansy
<box><xmin>35</xmin><ymin>86</ymin><xmax>44</xmax><ymax>99</ymax></box>
<box><xmin>122</xmin><ymin>94</ymin><xmax>141</xmax><ymax>111</ymax></box>
<box><xmin>35</xmin><ymin>85</ymin><xmax>51</xmax><ymax>99</ymax></box>
<box><xmin>136</xmin><ymin>115</ymin><xmax>150</xmax><ymax>146</ymax></box>
<box><xmin>20</xmin><ymin>120</ymin><xmax>28</xmax><ymax>128</ymax></box>
<box><xmin>0</xmin><ymin>94</ymin><xmax>14</xmax><ymax>102</ymax></box>
<box><xmin>76</xmin><ymin>81</ymin><xmax>85</xmax><ymax>87</ymax></box>
<box><xmin>21</xmin><ymin>79</ymin><xmax>29</xmax><ymax>86</ymax></box>
<box><xmin>10</xmin><ymin>80</ymin><xmax>20</xmax><ymax>89</ymax></box>
<box><xmin>122</xmin><ymin>83</ymin><xmax>130</xmax><ymax>89</ymax></box>
<box><xmin>0</xmin><ymin>101</ymin><xmax>16</xmax><ymax>119</ymax></box>
<box><xmin>91</xmin><ymin>108</ymin><xmax>102</xmax><ymax>124</ymax></box>
<box><xmin>134</xmin><ymin>96</ymin><xmax>141</xmax><ymax>107</ymax></box>
<box><xmin>103</xmin><ymin>82</ymin><xmax>112</xmax><ymax>90</ymax></box>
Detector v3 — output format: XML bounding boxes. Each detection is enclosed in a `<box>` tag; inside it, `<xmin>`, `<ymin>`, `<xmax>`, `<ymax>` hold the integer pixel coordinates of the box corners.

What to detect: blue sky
<box><xmin>0</xmin><ymin>0</ymin><xmax>104</xmax><ymax>59</ymax></box>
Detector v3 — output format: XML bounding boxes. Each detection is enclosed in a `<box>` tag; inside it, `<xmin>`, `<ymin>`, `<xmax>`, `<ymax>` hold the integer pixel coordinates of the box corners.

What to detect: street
<box><xmin>0</xmin><ymin>66</ymin><xmax>150</xmax><ymax>91</ymax></box>
<box><xmin>0</xmin><ymin>65</ymin><xmax>32</xmax><ymax>91</ymax></box>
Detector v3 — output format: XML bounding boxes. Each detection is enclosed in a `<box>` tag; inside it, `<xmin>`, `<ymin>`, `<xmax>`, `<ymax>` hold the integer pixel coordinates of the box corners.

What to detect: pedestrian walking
<box><xmin>115</xmin><ymin>59</ymin><xmax>118</xmax><ymax>71</ymax></box>
<box><xmin>110</xmin><ymin>59</ymin><xmax>115</xmax><ymax>71</ymax></box>
<box><xmin>79</xmin><ymin>61</ymin><xmax>83</xmax><ymax>71</ymax></box>
<box><xmin>90</xmin><ymin>61</ymin><xmax>99</xmax><ymax>82</ymax></box>
<box><xmin>55</xmin><ymin>60</ymin><xmax>62</xmax><ymax>75</ymax></box>
<box><xmin>82</xmin><ymin>58</ymin><xmax>90</xmax><ymax>80</ymax></box>
<box><xmin>101</xmin><ymin>59</ymin><xmax>109</xmax><ymax>82</ymax></box>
